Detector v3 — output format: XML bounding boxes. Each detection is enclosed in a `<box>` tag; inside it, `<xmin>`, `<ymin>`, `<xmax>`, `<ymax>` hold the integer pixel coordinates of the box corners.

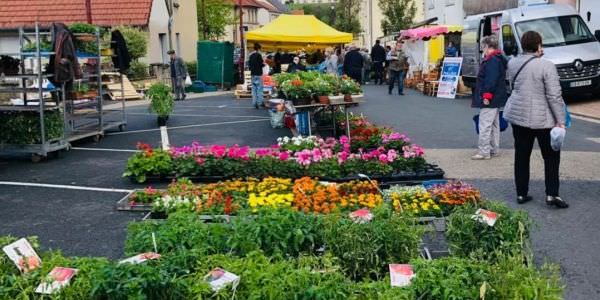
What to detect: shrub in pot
<box><xmin>147</xmin><ymin>83</ymin><xmax>174</xmax><ymax>126</ymax></box>
<box><xmin>313</xmin><ymin>79</ymin><xmax>333</xmax><ymax>104</ymax></box>
<box><xmin>340</xmin><ymin>77</ymin><xmax>361</xmax><ymax>102</ymax></box>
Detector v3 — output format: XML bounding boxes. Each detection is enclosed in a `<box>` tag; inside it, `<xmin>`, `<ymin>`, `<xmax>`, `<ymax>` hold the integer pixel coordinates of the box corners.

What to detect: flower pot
<box><xmin>100</xmin><ymin>48</ymin><xmax>113</xmax><ymax>57</ymax></box>
<box><xmin>75</xmin><ymin>34</ymin><xmax>96</xmax><ymax>42</ymax></box>
<box><xmin>343</xmin><ymin>94</ymin><xmax>353</xmax><ymax>102</ymax></box>
<box><xmin>318</xmin><ymin>95</ymin><xmax>330</xmax><ymax>105</ymax></box>
<box><xmin>157</xmin><ymin>116</ymin><xmax>169</xmax><ymax>127</ymax></box>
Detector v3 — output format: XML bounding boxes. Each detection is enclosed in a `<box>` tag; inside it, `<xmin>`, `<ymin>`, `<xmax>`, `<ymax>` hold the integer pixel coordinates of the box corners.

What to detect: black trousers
<box><xmin>512</xmin><ymin>124</ymin><xmax>560</xmax><ymax>197</ymax></box>
<box><xmin>373</xmin><ymin>62</ymin><xmax>384</xmax><ymax>84</ymax></box>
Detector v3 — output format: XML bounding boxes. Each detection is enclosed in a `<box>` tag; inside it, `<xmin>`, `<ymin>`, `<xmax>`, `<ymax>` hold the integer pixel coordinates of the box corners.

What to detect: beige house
<box><xmin>224</xmin><ymin>0</ymin><xmax>284</xmax><ymax>45</ymax></box>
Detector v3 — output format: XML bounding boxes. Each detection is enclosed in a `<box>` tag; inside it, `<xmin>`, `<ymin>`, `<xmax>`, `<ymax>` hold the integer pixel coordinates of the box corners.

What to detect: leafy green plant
<box><xmin>311</xmin><ymin>78</ymin><xmax>334</xmax><ymax>96</ymax></box>
<box><xmin>446</xmin><ymin>200</ymin><xmax>533</xmax><ymax>261</ymax></box>
<box><xmin>127</xmin><ymin>60</ymin><xmax>149</xmax><ymax>80</ymax></box>
<box><xmin>122</xmin><ymin>144</ymin><xmax>173</xmax><ymax>183</ymax></box>
<box><xmin>323</xmin><ymin>206</ymin><xmax>423</xmax><ymax>280</ymax></box>
<box><xmin>340</xmin><ymin>76</ymin><xmax>362</xmax><ymax>95</ymax></box>
<box><xmin>147</xmin><ymin>83</ymin><xmax>174</xmax><ymax>118</ymax></box>
<box><xmin>69</xmin><ymin>23</ymin><xmax>98</xmax><ymax>54</ymax></box>
<box><xmin>0</xmin><ymin>110</ymin><xmax>63</xmax><ymax>145</ymax></box>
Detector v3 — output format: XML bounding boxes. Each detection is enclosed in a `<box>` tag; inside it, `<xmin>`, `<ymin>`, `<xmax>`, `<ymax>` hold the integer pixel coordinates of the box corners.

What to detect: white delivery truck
<box><xmin>462</xmin><ymin>3</ymin><xmax>600</xmax><ymax>96</ymax></box>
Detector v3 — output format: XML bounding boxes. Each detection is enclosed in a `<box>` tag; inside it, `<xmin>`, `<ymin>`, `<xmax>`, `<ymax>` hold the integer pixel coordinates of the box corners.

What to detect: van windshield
<box><xmin>515</xmin><ymin>15</ymin><xmax>595</xmax><ymax>47</ymax></box>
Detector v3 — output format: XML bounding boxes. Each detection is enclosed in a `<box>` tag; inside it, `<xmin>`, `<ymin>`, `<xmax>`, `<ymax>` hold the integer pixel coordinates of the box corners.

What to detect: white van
<box><xmin>461</xmin><ymin>4</ymin><xmax>600</xmax><ymax>95</ymax></box>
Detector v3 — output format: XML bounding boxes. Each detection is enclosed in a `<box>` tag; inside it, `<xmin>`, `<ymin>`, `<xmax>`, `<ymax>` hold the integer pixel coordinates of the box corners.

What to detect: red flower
<box><xmin>224</xmin><ymin>195</ymin><xmax>232</xmax><ymax>215</ymax></box>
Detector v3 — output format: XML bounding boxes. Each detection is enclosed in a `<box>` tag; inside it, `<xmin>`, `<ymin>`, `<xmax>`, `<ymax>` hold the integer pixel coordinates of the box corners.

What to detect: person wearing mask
<box><xmin>343</xmin><ymin>45</ymin><xmax>364</xmax><ymax>84</ymax></box>
<box><xmin>361</xmin><ymin>48</ymin><xmax>372</xmax><ymax>84</ymax></box>
<box><xmin>445</xmin><ymin>41</ymin><xmax>458</xmax><ymax>57</ymax></box>
<box><xmin>471</xmin><ymin>36</ymin><xmax>507</xmax><ymax>160</ymax></box>
<box><xmin>324</xmin><ymin>48</ymin><xmax>338</xmax><ymax>75</ymax></box>
<box><xmin>287</xmin><ymin>56</ymin><xmax>306</xmax><ymax>73</ymax></box>
<box><xmin>371</xmin><ymin>40</ymin><xmax>386</xmax><ymax>85</ymax></box>
<box><xmin>168</xmin><ymin>50</ymin><xmax>188</xmax><ymax>101</ymax></box>
<box><xmin>503</xmin><ymin>31</ymin><xmax>568</xmax><ymax>208</ymax></box>
<box><xmin>249</xmin><ymin>43</ymin><xmax>265</xmax><ymax>109</ymax></box>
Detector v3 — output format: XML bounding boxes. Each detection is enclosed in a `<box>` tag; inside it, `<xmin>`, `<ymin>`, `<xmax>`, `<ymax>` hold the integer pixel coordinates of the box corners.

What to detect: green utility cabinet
<box><xmin>197</xmin><ymin>41</ymin><xmax>234</xmax><ymax>88</ymax></box>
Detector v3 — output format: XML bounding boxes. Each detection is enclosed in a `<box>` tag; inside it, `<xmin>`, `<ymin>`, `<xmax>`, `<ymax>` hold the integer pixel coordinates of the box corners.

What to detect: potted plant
<box><xmin>68</xmin><ymin>23</ymin><xmax>97</xmax><ymax>54</ymax></box>
<box><xmin>280</xmin><ymin>79</ymin><xmax>312</xmax><ymax>105</ymax></box>
<box><xmin>340</xmin><ymin>77</ymin><xmax>361</xmax><ymax>102</ymax></box>
<box><xmin>312</xmin><ymin>79</ymin><xmax>333</xmax><ymax>105</ymax></box>
<box><xmin>147</xmin><ymin>83</ymin><xmax>174</xmax><ymax>126</ymax></box>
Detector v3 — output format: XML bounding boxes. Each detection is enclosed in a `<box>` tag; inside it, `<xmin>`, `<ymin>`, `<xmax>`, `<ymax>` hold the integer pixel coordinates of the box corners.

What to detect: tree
<box><xmin>197</xmin><ymin>0</ymin><xmax>234</xmax><ymax>40</ymax></box>
<box><xmin>112</xmin><ymin>26</ymin><xmax>148</xmax><ymax>61</ymax></box>
<box><xmin>379</xmin><ymin>0</ymin><xmax>416</xmax><ymax>36</ymax></box>
<box><xmin>334</xmin><ymin>0</ymin><xmax>362</xmax><ymax>36</ymax></box>
<box><xmin>289</xmin><ymin>3</ymin><xmax>336</xmax><ymax>26</ymax></box>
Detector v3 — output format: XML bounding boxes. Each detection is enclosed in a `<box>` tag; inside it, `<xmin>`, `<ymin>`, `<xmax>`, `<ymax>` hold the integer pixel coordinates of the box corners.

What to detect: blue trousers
<box><xmin>388</xmin><ymin>70</ymin><xmax>405</xmax><ymax>94</ymax></box>
<box><xmin>251</xmin><ymin>75</ymin><xmax>264</xmax><ymax>106</ymax></box>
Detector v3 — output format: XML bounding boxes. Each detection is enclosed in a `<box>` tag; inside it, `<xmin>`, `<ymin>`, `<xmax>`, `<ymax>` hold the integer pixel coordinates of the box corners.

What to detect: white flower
<box><xmin>294</xmin><ymin>140</ymin><xmax>302</xmax><ymax>146</ymax></box>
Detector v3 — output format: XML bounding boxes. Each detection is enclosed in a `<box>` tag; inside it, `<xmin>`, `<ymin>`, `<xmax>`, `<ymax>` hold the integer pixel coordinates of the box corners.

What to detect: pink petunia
<box><xmin>278</xmin><ymin>151</ymin><xmax>290</xmax><ymax>161</ymax></box>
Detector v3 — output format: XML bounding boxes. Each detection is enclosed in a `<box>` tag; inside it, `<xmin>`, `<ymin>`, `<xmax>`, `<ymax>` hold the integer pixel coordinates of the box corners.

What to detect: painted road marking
<box><xmin>175</xmin><ymin>105</ymin><xmax>255</xmax><ymax>109</ymax></box>
<box><xmin>0</xmin><ymin>181</ymin><xmax>132</xmax><ymax>193</ymax></box>
<box><xmin>571</xmin><ymin>114</ymin><xmax>600</xmax><ymax>124</ymax></box>
<box><xmin>586</xmin><ymin>137</ymin><xmax>600</xmax><ymax>144</ymax></box>
<box><xmin>106</xmin><ymin>118</ymin><xmax>269</xmax><ymax>136</ymax></box>
<box><xmin>126</xmin><ymin>112</ymin><xmax>269</xmax><ymax>119</ymax></box>
<box><xmin>71</xmin><ymin>147</ymin><xmax>139</xmax><ymax>153</ymax></box>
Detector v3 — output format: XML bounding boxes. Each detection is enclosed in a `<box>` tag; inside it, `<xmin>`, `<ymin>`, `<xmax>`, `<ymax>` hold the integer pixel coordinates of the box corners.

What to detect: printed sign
<box><xmin>35</xmin><ymin>267</ymin><xmax>78</xmax><ymax>294</ymax></box>
<box><xmin>349</xmin><ymin>208</ymin><xmax>373</xmax><ymax>224</ymax></box>
<box><xmin>436</xmin><ymin>57</ymin><xmax>463</xmax><ymax>99</ymax></box>
<box><xmin>472</xmin><ymin>208</ymin><xmax>499</xmax><ymax>226</ymax></box>
<box><xmin>2</xmin><ymin>238</ymin><xmax>42</xmax><ymax>273</ymax></box>
<box><xmin>118</xmin><ymin>252</ymin><xmax>161</xmax><ymax>265</ymax></box>
<box><xmin>389</xmin><ymin>264</ymin><xmax>415</xmax><ymax>287</ymax></box>
<box><xmin>204</xmin><ymin>268</ymin><xmax>240</xmax><ymax>292</ymax></box>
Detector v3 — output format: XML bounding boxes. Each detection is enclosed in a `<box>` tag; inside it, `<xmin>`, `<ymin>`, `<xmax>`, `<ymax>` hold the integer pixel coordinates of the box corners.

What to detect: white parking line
<box><xmin>127</xmin><ymin>112</ymin><xmax>269</xmax><ymax>119</ymax></box>
<box><xmin>176</xmin><ymin>105</ymin><xmax>254</xmax><ymax>109</ymax></box>
<box><xmin>0</xmin><ymin>181</ymin><xmax>133</xmax><ymax>193</ymax></box>
<box><xmin>106</xmin><ymin>118</ymin><xmax>269</xmax><ymax>136</ymax></box>
<box><xmin>71</xmin><ymin>147</ymin><xmax>139</xmax><ymax>153</ymax></box>
<box><xmin>571</xmin><ymin>114</ymin><xmax>600</xmax><ymax>124</ymax></box>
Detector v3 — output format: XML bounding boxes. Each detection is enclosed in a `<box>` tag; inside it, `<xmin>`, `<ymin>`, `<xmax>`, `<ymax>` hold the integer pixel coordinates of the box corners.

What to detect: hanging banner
<box><xmin>437</xmin><ymin>57</ymin><xmax>463</xmax><ymax>99</ymax></box>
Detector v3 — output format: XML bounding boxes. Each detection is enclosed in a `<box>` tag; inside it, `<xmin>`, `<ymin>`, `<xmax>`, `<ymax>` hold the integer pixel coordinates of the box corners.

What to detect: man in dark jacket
<box><xmin>471</xmin><ymin>36</ymin><xmax>508</xmax><ymax>160</ymax></box>
<box><xmin>343</xmin><ymin>45</ymin><xmax>364</xmax><ymax>84</ymax></box>
<box><xmin>371</xmin><ymin>40</ymin><xmax>386</xmax><ymax>85</ymax></box>
<box><xmin>249</xmin><ymin>43</ymin><xmax>265</xmax><ymax>109</ymax></box>
<box><xmin>168</xmin><ymin>50</ymin><xmax>188</xmax><ymax>100</ymax></box>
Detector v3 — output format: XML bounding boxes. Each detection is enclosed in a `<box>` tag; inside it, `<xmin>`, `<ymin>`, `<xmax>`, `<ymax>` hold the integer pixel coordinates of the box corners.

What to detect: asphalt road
<box><xmin>1</xmin><ymin>87</ymin><xmax>599</xmax><ymax>299</ymax></box>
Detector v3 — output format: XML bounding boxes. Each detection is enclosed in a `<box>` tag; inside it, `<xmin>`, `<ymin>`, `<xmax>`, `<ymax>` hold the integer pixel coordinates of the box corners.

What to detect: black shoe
<box><xmin>260</xmin><ymin>103</ymin><xmax>266</xmax><ymax>108</ymax></box>
<box><xmin>516</xmin><ymin>195</ymin><xmax>533</xmax><ymax>204</ymax></box>
<box><xmin>174</xmin><ymin>98</ymin><xmax>180</xmax><ymax>101</ymax></box>
<box><xmin>254</xmin><ymin>104</ymin><xmax>259</xmax><ymax>109</ymax></box>
<box><xmin>388</xmin><ymin>91</ymin><xmax>392</xmax><ymax>95</ymax></box>
<box><xmin>182</xmin><ymin>94</ymin><xmax>186</xmax><ymax>100</ymax></box>
<box><xmin>399</xmin><ymin>92</ymin><xmax>405</xmax><ymax>95</ymax></box>
<box><xmin>546</xmin><ymin>196</ymin><xmax>569</xmax><ymax>208</ymax></box>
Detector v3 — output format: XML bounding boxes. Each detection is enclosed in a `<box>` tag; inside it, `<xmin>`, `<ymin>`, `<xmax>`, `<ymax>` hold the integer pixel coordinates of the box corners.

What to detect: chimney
<box><xmin>85</xmin><ymin>0</ymin><xmax>92</xmax><ymax>24</ymax></box>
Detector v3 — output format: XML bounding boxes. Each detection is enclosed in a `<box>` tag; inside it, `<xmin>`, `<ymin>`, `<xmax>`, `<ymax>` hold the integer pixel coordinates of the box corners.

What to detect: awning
<box><xmin>246</xmin><ymin>15</ymin><xmax>353</xmax><ymax>51</ymax></box>
<box><xmin>400</xmin><ymin>25</ymin><xmax>462</xmax><ymax>40</ymax></box>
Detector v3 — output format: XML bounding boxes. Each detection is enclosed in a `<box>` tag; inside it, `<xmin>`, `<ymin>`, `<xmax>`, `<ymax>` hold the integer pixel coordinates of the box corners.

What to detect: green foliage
<box><xmin>379</xmin><ymin>0</ymin><xmax>417</xmax><ymax>35</ymax></box>
<box><xmin>112</xmin><ymin>25</ymin><xmax>148</xmax><ymax>61</ymax></box>
<box><xmin>69</xmin><ymin>23</ymin><xmax>98</xmax><ymax>54</ymax></box>
<box><xmin>323</xmin><ymin>206</ymin><xmax>423</xmax><ymax>280</ymax></box>
<box><xmin>446</xmin><ymin>200</ymin><xmax>533</xmax><ymax>261</ymax></box>
<box><xmin>197</xmin><ymin>0</ymin><xmax>234</xmax><ymax>40</ymax></box>
<box><xmin>0</xmin><ymin>110</ymin><xmax>63</xmax><ymax>145</ymax></box>
<box><xmin>335</xmin><ymin>0</ymin><xmax>362</xmax><ymax>35</ymax></box>
<box><xmin>122</xmin><ymin>149</ymin><xmax>173</xmax><ymax>183</ymax></box>
<box><xmin>289</xmin><ymin>3</ymin><xmax>337</xmax><ymax>26</ymax></box>
<box><xmin>147</xmin><ymin>83</ymin><xmax>174</xmax><ymax>117</ymax></box>
<box><xmin>128</xmin><ymin>60</ymin><xmax>149</xmax><ymax>80</ymax></box>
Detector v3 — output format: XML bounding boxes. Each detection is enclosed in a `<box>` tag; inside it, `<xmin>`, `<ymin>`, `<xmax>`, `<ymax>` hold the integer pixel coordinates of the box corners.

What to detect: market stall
<box><xmin>400</xmin><ymin>25</ymin><xmax>464</xmax><ymax>96</ymax></box>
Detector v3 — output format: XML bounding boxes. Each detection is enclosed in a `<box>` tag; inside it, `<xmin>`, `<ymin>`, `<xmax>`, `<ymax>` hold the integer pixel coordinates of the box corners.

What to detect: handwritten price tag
<box><xmin>389</xmin><ymin>264</ymin><xmax>415</xmax><ymax>287</ymax></box>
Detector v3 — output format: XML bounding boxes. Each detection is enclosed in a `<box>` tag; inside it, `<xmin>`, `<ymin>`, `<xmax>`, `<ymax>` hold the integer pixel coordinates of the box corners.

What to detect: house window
<box><xmin>159</xmin><ymin>33</ymin><xmax>167</xmax><ymax>63</ymax></box>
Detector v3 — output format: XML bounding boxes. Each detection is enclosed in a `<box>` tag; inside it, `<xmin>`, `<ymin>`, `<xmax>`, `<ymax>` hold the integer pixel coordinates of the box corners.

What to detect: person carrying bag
<box><xmin>503</xmin><ymin>31</ymin><xmax>568</xmax><ymax>208</ymax></box>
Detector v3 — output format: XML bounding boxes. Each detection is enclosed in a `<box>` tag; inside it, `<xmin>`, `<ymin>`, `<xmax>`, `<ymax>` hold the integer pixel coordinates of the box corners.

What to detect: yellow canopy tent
<box><xmin>246</xmin><ymin>15</ymin><xmax>353</xmax><ymax>51</ymax></box>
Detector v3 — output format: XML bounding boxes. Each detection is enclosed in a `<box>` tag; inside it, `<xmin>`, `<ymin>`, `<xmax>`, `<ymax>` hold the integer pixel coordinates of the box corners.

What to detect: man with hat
<box><xmin>168</xmin><ymin>49</ymin><xmax>187</xmax><ymax>101</ymax></box>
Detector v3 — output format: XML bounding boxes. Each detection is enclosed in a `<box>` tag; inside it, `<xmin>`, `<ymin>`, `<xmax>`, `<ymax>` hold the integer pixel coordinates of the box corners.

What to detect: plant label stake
<box><xmin>472</xmin><ymin>209</ymin><xmax>499</xmax><ymax>227</ymax></box>
<box><xmin>151</xmin><ymin>232</ymin><xmax>158</xmax><ymax>253</ymax></box>
<box><xmin>389</xmin><ymin>264</ymin><xmax>415</xmax><ymax>287</ymax></box>
<box><xmin>160</xmin><ymin>126</ymin><xmax>170</xmax><ymax>150</ymax></box>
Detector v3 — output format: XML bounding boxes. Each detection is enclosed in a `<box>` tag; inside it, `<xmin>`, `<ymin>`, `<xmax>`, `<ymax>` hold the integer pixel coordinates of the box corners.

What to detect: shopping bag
<box><xmin>473</xmin><ymin>112</ymin><xmax>508</xmax><ymax>135</ymax></box>
<box><xmin>185</xmin><ymin>75</ymin><xmax>192</xmax><ymax>87</ymax></box>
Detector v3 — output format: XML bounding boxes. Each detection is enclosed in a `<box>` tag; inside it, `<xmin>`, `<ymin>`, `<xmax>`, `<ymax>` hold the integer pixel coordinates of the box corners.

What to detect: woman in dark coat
<box><xmin>471</xmin><ymin>35</ymin><xmax>508</xmax><ymax>160</ymax></box>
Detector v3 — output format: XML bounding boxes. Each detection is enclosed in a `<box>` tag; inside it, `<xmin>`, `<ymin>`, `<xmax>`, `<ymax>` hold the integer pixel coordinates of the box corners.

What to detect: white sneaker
<box><xmin>471</xmin><ymin>153</ymin><xmax>491</xmax><ymax>160</ymax></box>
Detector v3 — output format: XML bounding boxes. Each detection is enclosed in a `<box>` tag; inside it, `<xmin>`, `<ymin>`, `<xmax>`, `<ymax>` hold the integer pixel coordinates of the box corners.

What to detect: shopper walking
<box><xmin>387</xmin><ymin>48</ymin><xmax>406</xmax><ymax>95</ymax></box>
<box><xmin>361</xmin><ymin>48</ymin><xmax>372</xmax><ymax>84</ymax></box>
<box><xmin>249</xmin><ymin>43</ymin><xmax>265</xmax><ymax>109</ymax></box>
<box><xmin>504</xmin><ymin>31</ymin><xmax>568</xmax><ymax>208</ymax></box>
<box><xmin>324</xmin><ymin>48</ymin><xmax>338</xmax><ymax>75</ymax></box>
<box><xmin>168</xmin><ymin>50</ymin><xmax>187</xmax><ymax>101</ymax></box>
<box><xmin>371</xmin><ymin>40</ymin><xmax>386</xmax><ymax>85</ymax></box>
<box><xmin>343</xmin><ymin>45</ymin><xmax>364</xmax><ymax>84</ymax></box>
<box><xmin>471</xmin><ymin>36</ymin><xmax>507</xmax><ymax>160</ymax></box>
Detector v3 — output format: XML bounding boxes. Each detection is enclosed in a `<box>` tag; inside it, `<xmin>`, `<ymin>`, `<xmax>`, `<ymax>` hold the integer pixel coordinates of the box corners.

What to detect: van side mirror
<box><xmin>595</xmin><ymin>30</ymin><xmax>600</xmax><ymax>41</ymax></box>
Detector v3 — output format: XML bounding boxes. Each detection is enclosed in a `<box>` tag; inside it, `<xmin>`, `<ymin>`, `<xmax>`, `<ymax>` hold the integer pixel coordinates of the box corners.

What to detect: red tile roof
<box><xmin>0</xmin><ymin>0</ymin><xmax>153</xmax><ymax>29</ymax></box>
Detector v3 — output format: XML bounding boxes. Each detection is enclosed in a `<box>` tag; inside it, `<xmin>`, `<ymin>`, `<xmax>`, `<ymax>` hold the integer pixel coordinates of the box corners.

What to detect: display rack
<box><xmin>0</xmin><ymin>24</ymin><xmax>68</xmax><ymax>161</ymax></box>
<box><xmin>0</xmin><ymin>24</ymin><xmax>127</xmax><ymax>160</ymax></box>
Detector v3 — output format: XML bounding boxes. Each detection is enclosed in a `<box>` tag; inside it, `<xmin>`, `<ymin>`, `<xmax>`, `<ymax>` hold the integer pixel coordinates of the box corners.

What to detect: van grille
<box><xmin>556</xmin><ymin>62</ymin><xmax>600</xmax><ymax>80</ymax></box>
